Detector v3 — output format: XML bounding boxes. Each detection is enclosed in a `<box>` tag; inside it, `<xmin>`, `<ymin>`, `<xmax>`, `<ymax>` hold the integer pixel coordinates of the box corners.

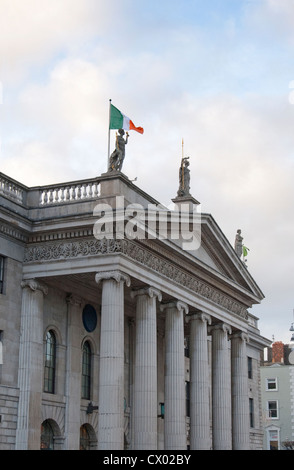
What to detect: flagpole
<box><xmin>181</xmin><ymin>138</ymin><xmax>184</xmax><ymax>190</ymax></box>
<box><xmin>107</xmin><ymin>99</ymin><xmax>112</xmax><ymax>171</ymax></box>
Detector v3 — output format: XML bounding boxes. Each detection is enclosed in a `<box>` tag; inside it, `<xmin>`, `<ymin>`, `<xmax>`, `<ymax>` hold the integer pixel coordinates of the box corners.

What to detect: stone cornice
<box><xmin>23</xmin><ymin>237</ymin><xmax>248</xmax><ymax>320</ymax></box>
<box><xmin>0</xmin><ymin>220</ymin><xmax>28</xmax><ymax>243</ymax></box>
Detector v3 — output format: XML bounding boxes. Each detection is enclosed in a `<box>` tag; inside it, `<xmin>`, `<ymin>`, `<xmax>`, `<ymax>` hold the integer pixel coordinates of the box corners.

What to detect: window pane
<box><xmin>247</xmin><ymin>357</ymin><xmax>253</xmax><ymax>379</ymax></box>
<box><xmin>267</xmin><ymin>378</ymin><xmax>277</xmax><ymax>390</ymax></box>
<box><xmin>249</xmin><ymin>398</ymin><xmax>254</xmax><ymax>427</ymax></box>
<box><xmin>268</xmin><ymin>401</ymin><xmax>278</xmax><ymax>418</ymax></box>
<box><xmin>44</xmin><ymin>331</ymin><xmax>56</xmax><ymax>393</ymax></box>
<box><xmin>0</xmin><ymin>256</ymin><xmax>4</xmax><ymax>294</ymax></box>
<box><xmin>81</xmin><ymin>341</ymin><xmax>91</xmax><ymax>399</ymax></box>
<box><xmin>41</xmin><ymin>420</ymin><xmax>54</xmax><ymax>450</ymax></box>
<box><xmin>80</xmin><ymin>424</ymin><xmax>91</xmax><ymax>450</ymax></box>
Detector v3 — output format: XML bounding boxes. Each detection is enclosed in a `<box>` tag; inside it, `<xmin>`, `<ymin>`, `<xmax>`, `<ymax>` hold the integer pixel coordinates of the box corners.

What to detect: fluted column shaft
<box><xmin>188</xmin><ymin>312</ymin><xmax>211</xmax><ymax>450</ymax></box>
<box><xmin>16</xmin><ymin>279</ymin><xmax>48</xmax><ymax>450</ymax></box>
<box><xmin>65</xmin><ymin>294</ymin><xmax>83</xmax><ymax>449</ymax></box>
<box><xmin>131</xmin><ymin>287</ymin><xmax>162</xmax><ymax>449</ymax></box>
<box><xmin>231</xmin><ymin>332</ymin><xmax>250</xmax><ymax>450</ymax></box>
<box><xmin>95</xmin><ymin>271</ymin><xmax>130</xmax><ymax>450</ymax></box>
<box><xmin>161</xmin><ymin>301</ymin><xmax>188</xmax><ymax>450</ymax></box>
<box><xmin>210</xmin><ymin>322</ymin><xmax>232</xmax><ymax>450</ymax></box>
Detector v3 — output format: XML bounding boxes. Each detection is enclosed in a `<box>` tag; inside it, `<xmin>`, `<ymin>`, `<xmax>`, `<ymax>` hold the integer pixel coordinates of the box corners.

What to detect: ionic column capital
<box><xmin>131</xmin><ymin>286</ymin><xmax>162</xmax><ymax>301</ymax></box>
<box><xmin>21</xmin><ymin>279</ymin><xmax>48</xmax><ymax>296</ymax></box>
<box><xmin>95</xmin><ymin>270</ymin><xmax>131</xmax><ymax>287</ymax></box>
<box><xmin>186</xmin><ymin>312</ymin><xmax>211</xmax><ymax>325</ymax></box>
<box><xmin>208</xmin><ymin>322</ymin><xmax>232</xmax><ymax>336</ymax></box>
<box><xmin>230</xmin><ymin>331</ymin><xmax>249</xmax><ymax>343</ymax></box>
<box><xmin>160</xmin><ymin>300</ymin><xmax>189</xmax><ymax>314</ymax></box>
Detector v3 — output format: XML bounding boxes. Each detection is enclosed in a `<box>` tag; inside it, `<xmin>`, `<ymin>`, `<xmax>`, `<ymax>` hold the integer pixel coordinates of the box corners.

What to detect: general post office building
<box><xmin>0</xmin><ymin>168</ymin><xmax>270</xmax><ymax>450</ymax></box>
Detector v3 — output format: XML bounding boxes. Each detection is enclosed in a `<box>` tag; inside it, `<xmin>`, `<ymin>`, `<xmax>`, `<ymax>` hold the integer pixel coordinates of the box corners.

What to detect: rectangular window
<box><xmin>0</xmin><ymin>256</ymin><xmax>4</xmax><ymax>294</ymax></box>
<box><xmin>248</xmin><ymin>357</ymin><xmax>253</xmax><ymax>379</ymax></box>
<box><xmin>249</xmin><ymin>398</ymin><xmax>254</xmax><ymax>427</ymax></box>
<box><xmin>266</xmin><ymin>378</ymin><xmax>278</xmax><ymax>391</ymax></box>
<box><xmin>81</xmin><ymin>342</ymin><xmax>91</xmax><ymax>400</ymax></box>
<box><xmin>185</xmin><ymin>381</ymin><xmax>190</xmax><ymax>417</ymax></box>
<box><xmin>267</xmin><ymin>400</ymin><xmax>278</xmax><ymax>419</ymax></box>
<box><xmin>44</xmin><ymin>331</ymin><xmax>56</xmax><ymax>394</ymax></box>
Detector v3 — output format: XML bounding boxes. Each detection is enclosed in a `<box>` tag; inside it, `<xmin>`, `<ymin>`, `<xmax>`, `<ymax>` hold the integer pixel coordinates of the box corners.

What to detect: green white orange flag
<box><xmin>109</xmin><ymin>103</ymin><xmax>144</xmax><ymax>134</ymax></box>
<box><xmin>242</xmin><ymin>245</ymin><xmax>250</xmax><ymax>257</ymax></box>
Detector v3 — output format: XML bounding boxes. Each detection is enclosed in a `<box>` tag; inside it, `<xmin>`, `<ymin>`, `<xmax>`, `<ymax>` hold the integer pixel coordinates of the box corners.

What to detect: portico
<box><xmin>0</xmin><ymin>170</ymin><xmax>269</xmax><ymax>450</ymax></box>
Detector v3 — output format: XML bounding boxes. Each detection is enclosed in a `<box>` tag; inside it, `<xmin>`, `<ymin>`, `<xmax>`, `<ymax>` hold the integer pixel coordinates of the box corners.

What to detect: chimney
<box><xmin>272</xmin><ymin>341</ymin><xmax>284</xmax><ymax>363</ymax></box>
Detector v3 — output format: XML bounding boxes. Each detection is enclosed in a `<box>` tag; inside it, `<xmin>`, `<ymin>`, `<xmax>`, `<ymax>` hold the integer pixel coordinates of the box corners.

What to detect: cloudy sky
<box><xmin>1</xmin><ymin>0</ymin><xmax>293</xmax><ymax>344</ymax></box>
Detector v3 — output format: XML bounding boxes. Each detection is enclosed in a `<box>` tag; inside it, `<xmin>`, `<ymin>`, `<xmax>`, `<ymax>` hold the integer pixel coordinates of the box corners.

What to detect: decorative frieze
<box><xmin>24</xmin><ymin>238</ymin><xmax>248</xmax><ymax>319</ymax></box>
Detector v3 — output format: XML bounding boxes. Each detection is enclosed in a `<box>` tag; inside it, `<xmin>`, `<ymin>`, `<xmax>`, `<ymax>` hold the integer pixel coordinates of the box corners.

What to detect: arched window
<box><xmin>41</xmin><ymin>419</ymin><xmax>55</xmax><ymax>450</ymax></box>
<box><xmin>44</xmin><ymin>330</ymin><xmax>56</xmax><ymax>393</ymax></box>
<box><xmin>80</xmin><ymin>424</ymin><xmax>91</xmax><ymax>450</ymax></box>
<box><xmin>81</xmin><ymin>341</ymin><xmax>91</xmax><ymax>399</ymax></box>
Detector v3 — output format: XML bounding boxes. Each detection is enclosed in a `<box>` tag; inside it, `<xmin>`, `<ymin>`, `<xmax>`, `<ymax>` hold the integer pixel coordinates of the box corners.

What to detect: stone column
<box><xmin>64</xmin><ymin>294</ymin><xmax>84</xmax><ymax>450</ymax></box>
<box><xmin>231</xmin><ymin>331</ymin><xmax>250</xmax><ymax>450</ymax></box>
<box><xmin>131</xmin><ymin>287</ymin><xmax>162</xmax><ymax>449</ymax></box>
<box><xmin>16</xmin><ymin>279</ymin><xmax>48</xmax><ymax>450</ymax></box>
<box><xmin>95</xmin><ymin>270</ymin><xmax>130</xmax><ymax>450</ymax></box>
<box><xmin>187</xmin><ymin>312</ymin><xmax>211</xmax><ymax>450</ymax></box>
<box><xmin>161</xmin><ymin>301</ymin><xmax>188</xmax><ymax>450</ymax></box>
<box><xmin>210</xmin><ymin>322</ymin><xmax>232</xmax><ymax>450</ymax></box>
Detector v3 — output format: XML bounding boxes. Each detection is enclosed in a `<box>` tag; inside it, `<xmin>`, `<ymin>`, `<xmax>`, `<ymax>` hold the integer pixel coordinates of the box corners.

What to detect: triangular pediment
<box><xmin>198</xmin><ymin>213</ymin><xmax>263</xmax><ymax>298</ymax></box>
<box><xmin>147</xmin><ymin>211</ymin><xmax>264</xmax><ymax>308</ymax></box>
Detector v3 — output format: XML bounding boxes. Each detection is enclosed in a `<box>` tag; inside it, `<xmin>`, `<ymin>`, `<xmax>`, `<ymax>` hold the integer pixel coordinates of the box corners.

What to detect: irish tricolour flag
<box><xmin>109</xmin><ymin>104</ymin><xmax>144</xmax><ymax>134</ymax></box>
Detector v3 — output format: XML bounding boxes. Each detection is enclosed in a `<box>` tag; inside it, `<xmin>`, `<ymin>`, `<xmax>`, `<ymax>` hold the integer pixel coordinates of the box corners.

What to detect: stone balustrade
<box><xmin>0</xmin><ymin>173</ymin><xmax>26</xmax><ymax>204</ymax></box>
<box><xmin>0</xmin><ymin>172</ymin><xmax>101</xmax><ymax>207</ymax></box>
<box><xmin>38</xmin><ymin>179</ymin><xmax>100</xmax><ymax>205</ymax></box>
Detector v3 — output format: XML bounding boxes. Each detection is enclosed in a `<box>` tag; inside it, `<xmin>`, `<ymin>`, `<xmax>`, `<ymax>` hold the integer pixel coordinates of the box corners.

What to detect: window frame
<box><xmin>247</xmin><ymin>357</ymin><xmax>253</xmax><ymax>379</ymax></box>
<box><xmin>0</xmin><ymin>256</ymin><xmax>5</xmax><ymax>294</ymax></box>
<box><xmin>266</xmin><ymin>377</ymin><xmax>278</xmax><ymax>391</ymax></box>
<box><xmin>44</xmin><ymin>330</ymin><xmax>56</xmax><ymax>394</ymax></box>
<box><xmin>81</xmin><ymin>340</ymin><xmax>92</xmax><ymax>400</ymax></box>
<box><xmin>267</xmin><ymin>400</ymin><xmax>279</xmax><ymax>419</ymax></box>
<box><xmin>249</xmin><ymin>398</ymin><xmax>254</xmax><ymax>428</ymax></box>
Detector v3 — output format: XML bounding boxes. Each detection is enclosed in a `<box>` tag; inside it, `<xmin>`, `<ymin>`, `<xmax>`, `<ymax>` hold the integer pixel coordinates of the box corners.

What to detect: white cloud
<box><xmin>248</xmin><ymin>0</ymin><xmax>294</xmax><ymax>45</ymax></box>
<box><xmin>0</xmin><ymin>0</ymin><xmax>116</xmax><ymax>82</ymax></box>
<box><xmin>1</xmin><ymin>0</ymin><xmax>294</xmax><ymax>345</ymax></box>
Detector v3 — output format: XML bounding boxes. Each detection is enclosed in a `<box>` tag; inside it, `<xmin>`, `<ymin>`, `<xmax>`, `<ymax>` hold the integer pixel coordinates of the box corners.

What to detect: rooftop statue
<box><xmin>108</xmin><ymin>129</ymin><xmax>129</xmax><ymax>172</ymax></box>
<box><xmin>177</xmin><ymin>156</ymin><xmax>191</xmax><ymax>197</ymax></box>
<box><xmin>234</xmin><ymin>229</ymin><xmax>243</xmax><ymax>258</ymax></box>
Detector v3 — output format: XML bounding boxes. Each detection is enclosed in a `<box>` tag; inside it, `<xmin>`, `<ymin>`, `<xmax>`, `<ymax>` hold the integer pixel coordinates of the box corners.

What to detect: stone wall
<box><xmin>0</xmin><ymin>385</ymin><xmax>19</xmax><ymax>450</ymax></box>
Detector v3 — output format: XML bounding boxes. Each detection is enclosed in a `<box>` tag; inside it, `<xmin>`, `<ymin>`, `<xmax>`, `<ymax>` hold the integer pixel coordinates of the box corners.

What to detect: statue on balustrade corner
<box><xmin>108</xmin><ymin>128</ymin><xmax>129</xmax><ymax>172</ymax></box>
<box><xmin>177</xmin><ymin>156</ymin><xmax>191</xmax><ymax>197</ymax></box>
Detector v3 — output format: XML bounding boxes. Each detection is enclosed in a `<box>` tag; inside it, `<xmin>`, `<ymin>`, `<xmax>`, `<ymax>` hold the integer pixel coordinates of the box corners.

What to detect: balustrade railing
<box><xmin>39</xmin><ymin>179</ymin><xmax>100</xmax><ymax>205</ymax></box>
<box><xmin>0</xmin><ymin>173</ymin><xmax>26</xmax><ymax>204</ymax></box>
<box><xmin>0</xmin><ymin>173</ymin><xmax>101</xmax><ymax>207</ymax></box>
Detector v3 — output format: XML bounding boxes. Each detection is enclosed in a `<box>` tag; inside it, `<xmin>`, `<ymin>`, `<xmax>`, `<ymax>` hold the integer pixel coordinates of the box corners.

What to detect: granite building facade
<box><xmin>0</xmin><ymin>169</ymin><xmax>270</xmax><ymax>450</ymax></box>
